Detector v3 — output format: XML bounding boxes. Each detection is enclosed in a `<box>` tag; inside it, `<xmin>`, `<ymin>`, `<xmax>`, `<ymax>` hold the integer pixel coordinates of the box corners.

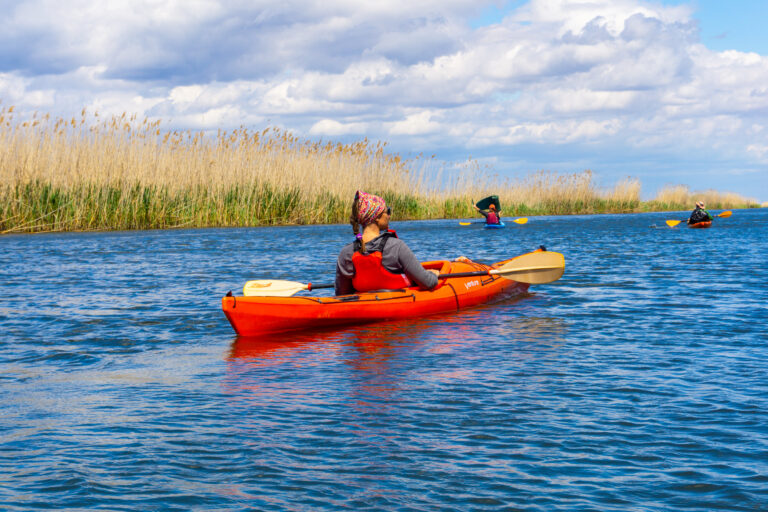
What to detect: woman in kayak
<box><xmin>687</xmin><ymin>201</ymin><xmax>713</xmax><ymax>225</ymax></box>
<box><xmin>335</xmin><ymin>191</ymin><xmax>440</xmax><ymax>295</ymax></box>
<box><xmin>474</xmin><ymin>202</ymin><xmax>502</xmax><ymax>225</ymax></box>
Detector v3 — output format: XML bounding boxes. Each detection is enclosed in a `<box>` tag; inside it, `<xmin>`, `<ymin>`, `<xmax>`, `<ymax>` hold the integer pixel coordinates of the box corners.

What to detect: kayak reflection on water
<box><xmin>224</xmin><ymin>318</ymin><xmax>433</xmax><ymax>409</ymax></box>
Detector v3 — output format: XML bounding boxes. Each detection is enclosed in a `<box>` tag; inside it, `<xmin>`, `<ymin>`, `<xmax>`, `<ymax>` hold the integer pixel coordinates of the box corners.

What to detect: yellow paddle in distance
<box><xmin>666</xmin><ymin>210</ymin><xmax>732</xmax><ymax>228</ymax></box>
<box><xmin>459</xmin><ymin>217</ymin><xmax>528</xmax><ymax>226</ymax></box>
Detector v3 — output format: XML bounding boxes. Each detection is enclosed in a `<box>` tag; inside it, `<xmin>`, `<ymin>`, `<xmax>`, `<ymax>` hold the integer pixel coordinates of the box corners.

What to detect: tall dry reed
<box><xmin>0</xmin><ymin>106</ymin><xmax>759</xmax><ymax>233</ymax></box>
<box><xmin>0</xmin><ymin>106</ymin><xmax>435</xmax><ymax>232</ymax></box>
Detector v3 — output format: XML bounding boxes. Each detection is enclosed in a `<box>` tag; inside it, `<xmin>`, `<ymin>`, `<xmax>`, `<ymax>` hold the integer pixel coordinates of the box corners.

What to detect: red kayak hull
<box><xmin>222</xmin><ymin>257</ymin><xmax>531</xmax><ymax>336</ymax></box>
<box><xmin>689</xmin><ymin>221</ymin><xmax>712</xmax><ymax>229</ymax></box>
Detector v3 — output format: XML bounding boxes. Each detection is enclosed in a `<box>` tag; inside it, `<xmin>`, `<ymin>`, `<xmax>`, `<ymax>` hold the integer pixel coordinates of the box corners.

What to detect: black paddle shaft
<box><xmin>437</xmin><ymin>271</ymin><xmax>490</xmax><ymax>279</ymax></box>
<box><xmin>307</xmin><ymin>282</ymin><xmax>335</xmax><ymax>291</ymax></box>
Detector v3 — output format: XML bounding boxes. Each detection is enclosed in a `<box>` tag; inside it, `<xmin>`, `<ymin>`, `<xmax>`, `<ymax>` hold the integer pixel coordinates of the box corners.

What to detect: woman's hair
<box><xmin>350</xmin><ymin>190</ymin><xmax>387</xmax><ymax>253</ymax></box>
<box><xmin>350</xmin><ymin>194</ymin><xmax>366</xmax><ymax>253</ymax></box>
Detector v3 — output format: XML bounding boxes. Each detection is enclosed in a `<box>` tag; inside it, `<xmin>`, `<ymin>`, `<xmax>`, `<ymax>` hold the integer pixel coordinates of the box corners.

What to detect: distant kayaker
<box><xmin>687</xmin><ymin>201</ymin><xmax>713</xmax><ymax>225</ymax></box>
<box><xmin>335</xmin><ymin>191</ymin><xmax>440</xmax><ymax>295</ymax></box>
<box><xmin>474</xmin><ymin>202</ymin><xmax>502</xmax><ymax>225</ymax></box>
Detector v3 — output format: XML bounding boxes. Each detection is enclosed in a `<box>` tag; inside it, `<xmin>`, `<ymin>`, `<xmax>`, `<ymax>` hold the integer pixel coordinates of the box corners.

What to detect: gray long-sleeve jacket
<box><xmin>335</xmin><ymin>232</ymin><xmax>439</xmax><ymax>295</ymax></box>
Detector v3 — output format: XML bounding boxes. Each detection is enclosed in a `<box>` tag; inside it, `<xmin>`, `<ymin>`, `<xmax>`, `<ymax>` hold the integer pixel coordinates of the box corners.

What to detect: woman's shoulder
<box><xmin>338</xmin><ymin>241</ymin><xmax>357</xmax><ymax>257</ymax></box>
<box><xmin>382</xmin><ymin>235</ymin><xmax>412</xmax><ymax>254</ymax></box>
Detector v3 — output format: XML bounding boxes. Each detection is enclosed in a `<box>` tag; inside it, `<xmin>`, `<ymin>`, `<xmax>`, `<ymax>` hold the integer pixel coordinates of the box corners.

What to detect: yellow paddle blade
<box><xmin>512</xmin><ymin>217</ymin><xmax>528</xmax><ymax>224</ymax></box>
<box><xmin>244</xmin><ymin>279</ymin><xmax>308</xmax><ymax>297</ymax></box>
<box><xmin>666</xmin><ymin>220</ymin><xmax>683</xmax><ymax>227</ymax></box>
<box><xmin>459</xmin><ymin>222</ymin><xmax>472</xmax><ymax>226</ymax></box>
<box><xmin>492</xmin><ymin>251</ymin><xmax>565</xmax><ymax>284</ymax></box>
<box><xmin>718</xmin><ymin>210</ymin><xmax>732</xmax><ymax>218</ymax></box>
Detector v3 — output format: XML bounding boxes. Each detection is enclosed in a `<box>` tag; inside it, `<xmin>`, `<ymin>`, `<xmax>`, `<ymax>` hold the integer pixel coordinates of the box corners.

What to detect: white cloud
<box><xmin>746</xmin><ymin>144</ymin><xmax>768</xmax><ymax>160</ymax></box>
<box><xmin>388</xmin><ymin>111</ymin><xmax>441</xmax><ymax>135</ymax></box>
<box><xmin>546</xmin><ymin>89</ymin><xmax>638</xmax><ymax>113</ymax></box>
<box><xmin>510</xmin><ymin>0</ymin><xmax>692</xmax><ymax>38</ymax></box>
<box><xmin>169</xmin><ymin>85</ymin><xmax>204</xmax><ymax>105</ymax></box>
<box><xmin>309</xmin><ymin>119</ymin><xmax>368</xmax><ymax>136</ymax></box>
<box><xmin>0</xmin><ymin>73</ymin><xmax>32</xmax><ymax>105</ymax></box>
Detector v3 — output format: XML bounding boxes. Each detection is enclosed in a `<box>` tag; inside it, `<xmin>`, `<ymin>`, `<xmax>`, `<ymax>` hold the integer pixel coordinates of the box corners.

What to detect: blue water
<box><xmin>2</xmin><ymin>209</ymin><xmax>767</xmax><ymax>511</ymax></box>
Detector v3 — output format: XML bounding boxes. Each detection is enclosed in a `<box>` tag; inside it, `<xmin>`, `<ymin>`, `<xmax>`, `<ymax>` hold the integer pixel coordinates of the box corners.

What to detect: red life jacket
<box><xmin>351</xmin><ymin>236</ymin><xmax>412</xmax><ymax>292</ymax></box>
<box><xmin>486</xmin><ymin>211</ymin><xmax>500</xmax><ymax>224</ymax></box>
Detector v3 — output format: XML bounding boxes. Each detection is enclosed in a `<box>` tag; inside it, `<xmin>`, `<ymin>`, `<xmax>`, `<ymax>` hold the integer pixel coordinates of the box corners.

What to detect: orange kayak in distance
<box><xmin>223</xmin><ymin>257</ymin><xmax>531</xmax><ymax>337</ymax></box>
<box><xmin>689</xmin><ymin>221</ymin><xmax>712</xmax><ymax>228</ymax></box>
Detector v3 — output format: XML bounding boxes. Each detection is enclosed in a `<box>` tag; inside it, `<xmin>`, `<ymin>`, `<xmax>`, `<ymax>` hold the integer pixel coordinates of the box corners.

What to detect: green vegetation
<box><xmin>0</xmin><ymin>106</ymin><xmax>760</xmax><ymax>234</ymax></box>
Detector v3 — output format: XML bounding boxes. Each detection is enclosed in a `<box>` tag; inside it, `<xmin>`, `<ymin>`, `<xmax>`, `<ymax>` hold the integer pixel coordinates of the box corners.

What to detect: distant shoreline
<box><xmin>1</xmin><ymin>197</ymin><xmax>759</xmax><ymax>235</ymax></box>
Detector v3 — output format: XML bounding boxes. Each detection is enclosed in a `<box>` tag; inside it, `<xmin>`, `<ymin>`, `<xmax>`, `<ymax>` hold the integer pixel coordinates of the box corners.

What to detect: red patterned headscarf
<box><xmin>355</xmin><ymin>190</ymin><xmax>386</xmax><ymax>226</ymax></box>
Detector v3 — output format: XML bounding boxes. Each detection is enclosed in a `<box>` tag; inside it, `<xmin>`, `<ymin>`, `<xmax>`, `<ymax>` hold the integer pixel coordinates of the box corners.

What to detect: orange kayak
<box><xmin>222</xmin><ymin>257</ymin><xmax>530</xmax><ymax>336</ymax></box>
<box><xmin>689</xmin><ymin>221</ymin><xmax>712</xmax><ymax>229</ymax></box>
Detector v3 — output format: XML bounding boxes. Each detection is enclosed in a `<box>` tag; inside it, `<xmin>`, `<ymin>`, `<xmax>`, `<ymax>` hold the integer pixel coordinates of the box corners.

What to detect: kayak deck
<box><xmin>689</xmin><ymin>221</ymin><xmax>712</xmax><ymax>228</ymax></box>
<box><xmin>223</xmin><ymin>257</ymin><xmax>529</xmax><ymax>336</ymax></box>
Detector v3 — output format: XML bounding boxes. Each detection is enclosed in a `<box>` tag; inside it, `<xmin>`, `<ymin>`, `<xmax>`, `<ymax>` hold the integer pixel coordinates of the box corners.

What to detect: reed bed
<box><xmin>0</xmin><ymin>106</ymin><xmax>760</xmax><ymax>234</ymax></box>
<box><xmin>645</xmin><ymin>184</ymin><xmax>759</xmax><ymax>212</ymax></box>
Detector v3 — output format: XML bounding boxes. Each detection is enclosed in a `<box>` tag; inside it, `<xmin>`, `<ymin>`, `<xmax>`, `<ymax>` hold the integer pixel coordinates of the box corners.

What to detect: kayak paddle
<box><xmin>244</xmin><ymin>279</ymin><xmax>334</xmax><ymax>297</ymax></box>
<box><xmin>243</xmin><ymin>250</ymin><xmax>565</xmax><ymax>297</ymax></box>
<box><xmin>665</xmin><ymin>210</ymin><xmax>732</xmax><ymax>228</ymax></box>
<box><xmin>459</xmin><ymin>217</ymin><xmax>527</xmax><ymax>225</ymax></box>
<box><xmin>438</xmin><ymin>250</ymin><xmax>563</xmax><ymax>284</ymax></box>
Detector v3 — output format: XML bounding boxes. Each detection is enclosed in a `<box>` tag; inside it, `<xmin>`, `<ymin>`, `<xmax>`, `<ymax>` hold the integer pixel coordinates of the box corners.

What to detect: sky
<box><xmin>1</xmin><ymin>0</ymin><xmax>766</xmax><ymax>200</ymax></box>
